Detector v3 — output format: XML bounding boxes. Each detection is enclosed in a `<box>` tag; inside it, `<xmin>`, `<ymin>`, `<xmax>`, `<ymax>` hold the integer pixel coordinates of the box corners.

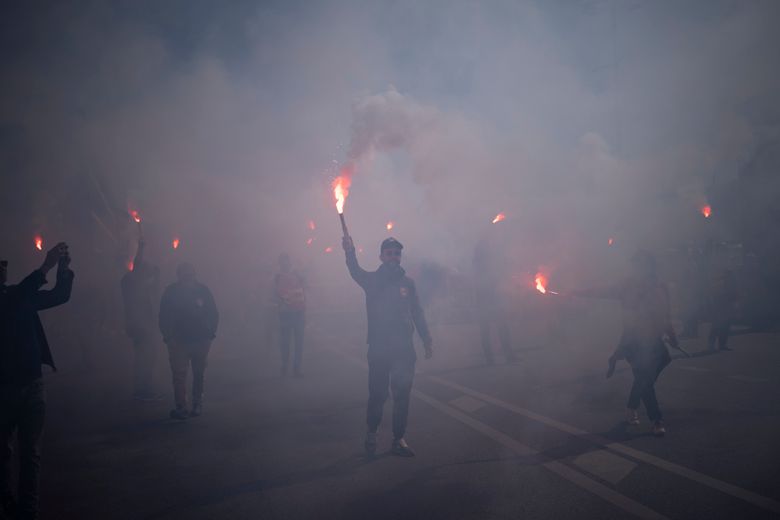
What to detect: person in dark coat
<box><xmin>273</xmin><ymin>253</ymin><xmax>306</xmax><ymax>377</ymax></box>
<box><xmin>121</xmin><ymin>239</ymin><xmax>162</xmax><ymax>400</ymax></box>
<box><xmin>472</xmin><ymin>239</ymin><xmax>516</xmax><ymax>365</ymax></box>
<box><xmin>159</xmin><ymin>262</ymin><xmax>218</xmax><ymax>420</ymax></box>
<box><xmin>343</xmin><ymin>235</ymin><xmax>433</xmax><ymax>457</ymax></box>
<box><xmin>573</xmin><ymin>250</ymin><xmax>677</xmax><ymax>437</ymax></box>
<box><xmin>707</xmin><ymin>269</ymin><xmax>738</xmax><ymax>351</ymax></box>
<box><xmin>1</xmin><ymin>242</ymin><xmax>73</xmax><ymax>520</ymax></box>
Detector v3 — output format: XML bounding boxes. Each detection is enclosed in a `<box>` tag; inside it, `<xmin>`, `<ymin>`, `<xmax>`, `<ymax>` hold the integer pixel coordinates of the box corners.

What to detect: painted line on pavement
<box><xmin>428</xmin><ymin>375</ymin><xmax>780</xmax><ymax>515</ymax></box>
<box><xmin>327</xmin><ymin>347</ymin><xmax>668</xmax><ymax>520</ymax></box>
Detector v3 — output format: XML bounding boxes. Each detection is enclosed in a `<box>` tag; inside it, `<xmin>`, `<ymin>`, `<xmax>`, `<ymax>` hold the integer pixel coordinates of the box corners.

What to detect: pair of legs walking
<box><xmin>366</xmin><ymin>352</ymin><xmax>415</xmax><ymax>454</ymax></box>
<box><xmin>708</xmin><ymin>319</ymin><xmax>732</xmax><ymax>351</ymax></box>
<box><xmin>167</xmin><ymin>340</ymin><xmax>211</xmax><ymax>416</ymax></box>
<box><xmin>479</xmin><ymin>315</ymin><xmax>515</xmax><ymax>364</ymax></box>
<box><xmin>0</xmin><ymin>380</ymin><xmax>45</xmax><ymax>520</ymax></box>
<box><xmin>279</xmin><ymin>311</ymin><xmax>304</xmax><ymax>376</ymax></box>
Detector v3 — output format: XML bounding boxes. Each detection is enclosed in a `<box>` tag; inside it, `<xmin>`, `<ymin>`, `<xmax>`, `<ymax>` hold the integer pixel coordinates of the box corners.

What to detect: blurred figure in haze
<box><xmin>679</xmin><ymin>246</ymin><xmax>705</xmax><ymax>339</ymax></box>
<box><xmin>707</xmin><ymin>269</ymin><xmax>738</xmax><ymax>352</ymax></box>
<box><xmin>343</xmin><ymin>236</ymin><xmax>433</xmax><ymax>457</ymax></box>
<box><xmin>472</xmin><ymin>239</ymin><xmax>516</xmax><ymax>365</ymax></box>
<box><xmin>573</xmin><ymin>250</ymin><xmax>677</xmax><ymax>437</ymax></box>
<box><xmin>159</xmin><ymin>262</ymin><xmax>219</xmax><ymax>420</ymax></box>
<box><xmin>273</xmin><ymin>253</ymin><xmax>306</xmax><ymax>377</ymax></box>
<box><xmin>121</xmin><ymin>239</ymin><xmax>162</xmax><ymax>401</ymax></box>
<box><xmin>1</xmin><ymin>242</ymin><xmax>74</xmax><ymax>520</ymax></box>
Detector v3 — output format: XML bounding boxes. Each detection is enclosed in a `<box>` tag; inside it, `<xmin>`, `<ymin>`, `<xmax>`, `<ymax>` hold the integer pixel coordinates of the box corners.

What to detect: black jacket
<box><xmin>1</xmin><ymin>268</ymin><xmax>75</xmax><ymax>386</ymax></box>
<box><xmin>158</xmin><ymin>281</ymin><xmax>219</xmax><ymax>344</ymax></box>
<box><xmin>346</xmin><ymin>249</ymin><xmax>431</xmax><ymax>353</ymax></box>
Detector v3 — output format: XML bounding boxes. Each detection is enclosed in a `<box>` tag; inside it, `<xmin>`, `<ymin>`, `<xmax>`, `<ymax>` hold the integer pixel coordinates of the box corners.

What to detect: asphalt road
<box><xmin>34</xmin><ymin>305</ymin><xmax>780</xmax><ymax>519</ymax></box>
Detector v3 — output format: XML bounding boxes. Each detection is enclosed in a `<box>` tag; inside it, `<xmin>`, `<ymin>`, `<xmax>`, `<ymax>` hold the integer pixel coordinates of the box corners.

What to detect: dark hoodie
<box><xmin>158</xmin><ymin>281</ymin><xmax>219</xmax><ymax>344</ymax></box>
<box><xmin>345</xmin><ymin>249</ymin><xmax>431</xmax><ymax>356</ymax></box>
<box><xmin>1</xmin><ymin>268</ymin><xmax>74</xmax><ymax>386</ymax></box>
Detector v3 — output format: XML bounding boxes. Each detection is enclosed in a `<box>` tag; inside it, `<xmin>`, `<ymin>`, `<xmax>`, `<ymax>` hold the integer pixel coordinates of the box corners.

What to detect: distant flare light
<box><xmin>308</xmin><ymin>220</ymin><xmax>316</xmax><ymax>231</ymax></box>
<box><xmin>492</xmin><ymin>212</ymin><xmax>506</xmax><ymax>224</ymax></box>
<box><xmin>172</xmin><ymin>238</ymin><xmax>180</xmax><ymax>250</ymax></box>
<box><xmin>34</xmin><ymin>236</ymin><xmax>43</xmax><ymax>251</ymax></box>
<box><xmin>608</xmin><ymin>237</ymin><xmax>614</xmax><ymax>246</ymax></box>
<box><xmin>130</xmin><ymin>210</ymin><xmax>141</xmax><ymax>223</ymax></box>
<box><xmin>701</xmin><ymin>205</ymin><xmax>712</xmax><ymax>218</ymax></box>
<box><xmin>324</xmin><ymin>246</ymin><xmax>333</xmax><ymax>253</ymax></box>
<box><xmin>127</xmin><ymin>260</ymin><xmax>134</xmax><ymax>271</ymax></box>
<box><xmin>306</xmin><ymin>238</ymin><xmax>314</xmax><ymax>246</ymax></box>
<box><xmin>386</xmin><ymin>221</ymin><xmax>394</xmax><ymax>231</ymax></box>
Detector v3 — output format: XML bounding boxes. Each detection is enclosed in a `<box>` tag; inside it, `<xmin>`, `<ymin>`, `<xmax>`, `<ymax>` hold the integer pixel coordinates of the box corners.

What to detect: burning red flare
<box><xmin>492</xmin><ymin>212</ymin><xmax>506</xmax><ymax>224</ymax></box>
<box><xmin>608</xmin><ymin>237</ymin><xmax>614</xmax><ymax>246</ymax></box>
<box><xmin>535</xmin><ymin>273</ymin><xmax>548</xmax><ymax>294</ymax></box>
<box><xmin>34</xmin><ymin>236</ymin><xmax>43</xmax><ymax>251</ymax></box>
<box><xmin>701</xmin><ymin>205</ymin><xmax>712</xmax><ymax>218</ymax></box>
<box><xmin>306</xmin><ymin>238</ymin><xmax>314</xmax><ymax>246</ymax></box>
<box><xmin>308</xmin><ymin>220</ymin><xmax>316</xmax><ymax>231</ymax></box>
<box><xmin>324</xmin><ymin>246</ymin><xmax>333</xmax><ymax>253</ymax></box>
<box><xmin>332</xmin><ymin>176</ymin><xmax>351</xmax><ymax>214</ymax></box>
<box><xmin>386</xmin><ymin>221</ymin><xmax>394</xmax><ymax>231</ymax></box>
<box><xmin>172</xmin><ymin>238</ymin><xmax>180</xmax><ymax>250</ymax></box>
<box><xmin>130</xmin><ymin>210</ymin><xmax>141</xmax><ymax>223</ymax></box>
<box><xmin>127</xmin><ymin>260</ymin><xmax>134</xmax><ymax>271</ymax></box>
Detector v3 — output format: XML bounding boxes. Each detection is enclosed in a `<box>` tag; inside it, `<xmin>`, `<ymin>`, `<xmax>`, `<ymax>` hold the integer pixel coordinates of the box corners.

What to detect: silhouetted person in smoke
<box><xmin>273</xmin><ymin>253</ymin><xmax>306</xmax><ymax>377</ymax></box>
<box><xmin>708</xmin><ymin>269</ymin><xmax>738</xmax><ymax>352</ymax></box>
<box><xmin>121</xmin><ymin>239</ymin><xmax>162</xmax><ymax>401</ymax></box>
<box><xmin>343</xmin><ymin>236</ymin><xmax>433</xmax><ymax>457</ymax></box>
<box><xmin>1</xmin><ymin>243</ymin><xmax>73</xmax><ymax>520</ymax></box>
<box><xmin>472</xmin><ymin>239</ymin><xmax>516</xmax><ymax>365</ymax></box>
<box><xmin>573</xmin><ymin>250</ymin><xmax>677</xmax><ymax>437</ymax></box>
<box><xmin>679</xmin><ymin>246</ymin><xmax>705</xmax><ymax>339</ymax></box>
<box><xmin>159</xmin><ymin>262</ymin><xmax>219</xmax><ymax>420</ymax></box>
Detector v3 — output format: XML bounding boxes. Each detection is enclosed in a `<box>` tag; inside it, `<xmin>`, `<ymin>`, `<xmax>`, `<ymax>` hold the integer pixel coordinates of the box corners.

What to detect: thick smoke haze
<box><xmin>1</xmin><ymin>0</ymin><xmax>779</xmax><ymax>295</ymax></box>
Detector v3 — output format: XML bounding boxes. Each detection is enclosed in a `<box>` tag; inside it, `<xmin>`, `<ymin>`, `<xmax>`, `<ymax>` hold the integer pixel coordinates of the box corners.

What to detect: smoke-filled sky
<box><xmin>1</xmin><ymin>0</ymin><xmax>779</xmax><ymax>288</ymax></box>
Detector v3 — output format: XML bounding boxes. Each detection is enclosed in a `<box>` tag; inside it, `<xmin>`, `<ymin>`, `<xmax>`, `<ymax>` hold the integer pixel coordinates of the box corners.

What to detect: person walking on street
<box><xmin>343</xmin><ymin>235</ymin><xmax>433</xmax><ymax>457</ymax></box>
<box><xmin>159</xmin><ymin>263</ymin><xmax>219</xmax><ymax>420</ymax></box>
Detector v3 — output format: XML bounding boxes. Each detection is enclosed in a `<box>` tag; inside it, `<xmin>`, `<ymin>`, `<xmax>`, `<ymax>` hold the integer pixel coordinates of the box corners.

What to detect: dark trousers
<box><xmin>627</xmin><ymin>367</ymin><xmax>662</xmax><ymax>422</ymax></box>
<box><xmin>479</xmin><ymin>315</ymin><xmax>514</xmax><ymax>363</ymax></box>
<box><xmin>279</xmin><ymin>311</ymin><xmax>305</xmax><ymax>374</ymax></box>
<box><xmin>131</xmin><ymin>333</ymin><xmax>158</xmax><ymax>395</ymax></box>
<box><xmin>0</xmin><ymin>380</ymin><xmax>45</xmax><ymax>520</ymax></box>
<box><xmin>708</xmin><ymin>320</ymin><xmax>731</xmax><ymax>350</ymax></box>
<box><xmin>367</xmin><ymin>354</ymin><xmax>415</xmax><ymax>440</ymax></box>
<box><xmin>167</xmin><ymin>340</ymin><xmax>211</xmax><ymax>409</ymax></box>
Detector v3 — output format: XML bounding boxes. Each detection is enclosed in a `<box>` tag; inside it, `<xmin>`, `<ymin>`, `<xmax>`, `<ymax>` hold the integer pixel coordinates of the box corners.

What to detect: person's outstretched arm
<box><xmin>342</xmin><ymin>236</ymin><xmax>370</xmax><ymax>289</ymax></box>
<box><xmin>34</xmin><ymin>244</ymin><xmax>74</xmax><ymax>310</ymax></box>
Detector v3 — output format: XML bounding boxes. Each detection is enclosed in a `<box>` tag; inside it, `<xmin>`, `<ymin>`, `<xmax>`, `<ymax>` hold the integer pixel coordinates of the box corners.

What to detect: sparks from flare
<box><xmin>701</xmin><ymin>205</ymin><xmax>712</xmax><ymax>218</ymax></box>
<box><xmin>492</xmin><ymin>212</ymin><xmax>506</xmax><ymax>224</ymax></box>
<box><xmin>172</xmin><ymin>238</ymin><xmax>180</xmax><ymax>250</ymax></box>
<box><xmin>34</xmin><ymin>236</ymin><xmax>43</xmax><ymax>251</ymax></box>
<box><xmin>386</xmin><ymin>221</ymin><xmax>394</xmax><ymax>231</ymax></box>
<box><xmin>308</xmin><ymin>220</ymin><xmax>316</xmax><ymax>231</ymax></box>
<box><xmin>324</xmin><ymin>246</ymin><xmax>333</xmax><ymax>253</ymax></box>
<box><xmin>332</xmin><ymin>175</ymin><xmax>351</xmax><ymax>214</ymax></box>
<box><xmin>306</xmin><ymin>238</ymin><xmax>314</xmax><ymax>246</ymax></box>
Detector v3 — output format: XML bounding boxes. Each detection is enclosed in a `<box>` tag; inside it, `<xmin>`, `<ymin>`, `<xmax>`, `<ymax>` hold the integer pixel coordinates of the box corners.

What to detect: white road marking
<box><xmin>449</xmin><ymin>395</ymin><xmax>487</xmax><ymax>413</ymax></box>
<box><xmin>428</xmin><ymin>375</ymin><xmax>780</xmax><ymax>515</ymax></box>
<box><xmin>573</xmin><ymin>449</ymin><xmax>638</xmax><ymax>485</ymax></box>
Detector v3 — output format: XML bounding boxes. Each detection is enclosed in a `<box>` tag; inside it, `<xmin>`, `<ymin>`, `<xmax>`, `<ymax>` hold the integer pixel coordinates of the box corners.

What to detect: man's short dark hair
<box><xmin>380</xmin><ymin>237</ymin><xmax>403</xmax><ymax>253</ymax></box>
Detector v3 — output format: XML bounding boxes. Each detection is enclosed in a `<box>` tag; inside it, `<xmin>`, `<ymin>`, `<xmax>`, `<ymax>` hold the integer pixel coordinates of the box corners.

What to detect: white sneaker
<box><xmin>626</xmin><ymin>409</ymin><xmax>640</xmax><ymax>425</ymax></box>
<box><xmin>652</xmin><ymin>421</ymin><xmax>666</xmax><ymax>437</ymax></box>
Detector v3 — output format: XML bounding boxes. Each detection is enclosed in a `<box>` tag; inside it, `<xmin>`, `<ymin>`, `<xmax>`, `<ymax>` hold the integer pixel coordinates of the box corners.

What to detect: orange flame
<box><xmin>308</xmin><ymin>220</ymin><xmax>316</xmax><ymax>231</ymax></box>
<box><xmin>34</xmin><ymin>236</ymin><xmax>43</xmax><ymax>251</ymax></box>
<box><xmin>535</xmin><ymin>273</ymin><xmax>548</xmax><ymax>294</ymax></box>
<box><xmin>386</xmin><ymin>221</ymin><xmax>394</xmax><ymax>231</ymax></box>
<box><xmin>332</xmin><ymin>176</ymin><xmax>351</xmax><ymax>214</ymax></box>
<box><xmin>172</xmin><ymin>238</ymin><xmax>180</xmax><ymax>250</ymax></box>
<box><xmin>701</xmin><ymin>205</ymin><xmax>711</xmax><ymax>218</ymax></box>
<box><xmin>324</xmin><ymin>246</ymin><xmax>333</xmax><ymax>253</ymax></box>
<box><xmin>130</xmin><ymin>210</ymin><xmax>141</xmax><ymax>223</ymax></box>
<box><xmin>306</xmin><ymin>238</ymin><xmax>314</xmax><ymax>246</ymax></box>
<box><xmin>492</xmin><ymin>212</ymin><xmax>506</xmax><ymax>224</ymax></box>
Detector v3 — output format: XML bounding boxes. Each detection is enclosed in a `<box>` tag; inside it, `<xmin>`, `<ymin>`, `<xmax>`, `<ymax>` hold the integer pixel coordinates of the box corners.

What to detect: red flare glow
<box><xmin>324</xmin><ymin>246</ymin><xmax>333</xmax><ymax>253</ymax></box>
<box><xmin>492</xmin><ymin>212</ymin><xmax>506</xmax><ymax>224</ymax></box>
<box><xmin>535</xmin><ymin>273</ymin><xmax>548</xmax><ymax>294</ymax></box>
<box><xmin>172</xmin><ymin>238</ymin><xmax>180</xmax><ymax>250</ymax></box>
<box><xmin>386</xmin><ymin>221</ymin><xmax>394</xmax><ymax>231</ymax></box>
<box><xmin>34</xmin><ymin>236</ymin><xmax>43</xmax><ymax>251</ymax></box>
<box><xmin>308</xmin><ymin>220</ymin><xmax>316</xmax><ymax>231</ymax></box>
<box><xmin>306</xmin><ymin>238</ymin><xmax>314</xmax><ymax>246</ymax></box>
<box><xmin>130</xmin><ymin>210</ymin><xmax>141</xmax><ymax>223</ymax></box>
<box><xmin>332</xmin><ymin>176</ymin><xmax>351</xmax><ymax>214</ymax></box>
<box><xmin>127</xmin><ymin>260</ymin><xmax>134</xmax><ymax>271</ymax></box>
<box><xmin>608</xmin><ymin>237</ymin><xmax>614</xmax><ymax>246</ymax></box>
<box><xmin>701</xmin><ymin>205</ymin><xmax>712</xmax><ymax>218</ymax></box>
